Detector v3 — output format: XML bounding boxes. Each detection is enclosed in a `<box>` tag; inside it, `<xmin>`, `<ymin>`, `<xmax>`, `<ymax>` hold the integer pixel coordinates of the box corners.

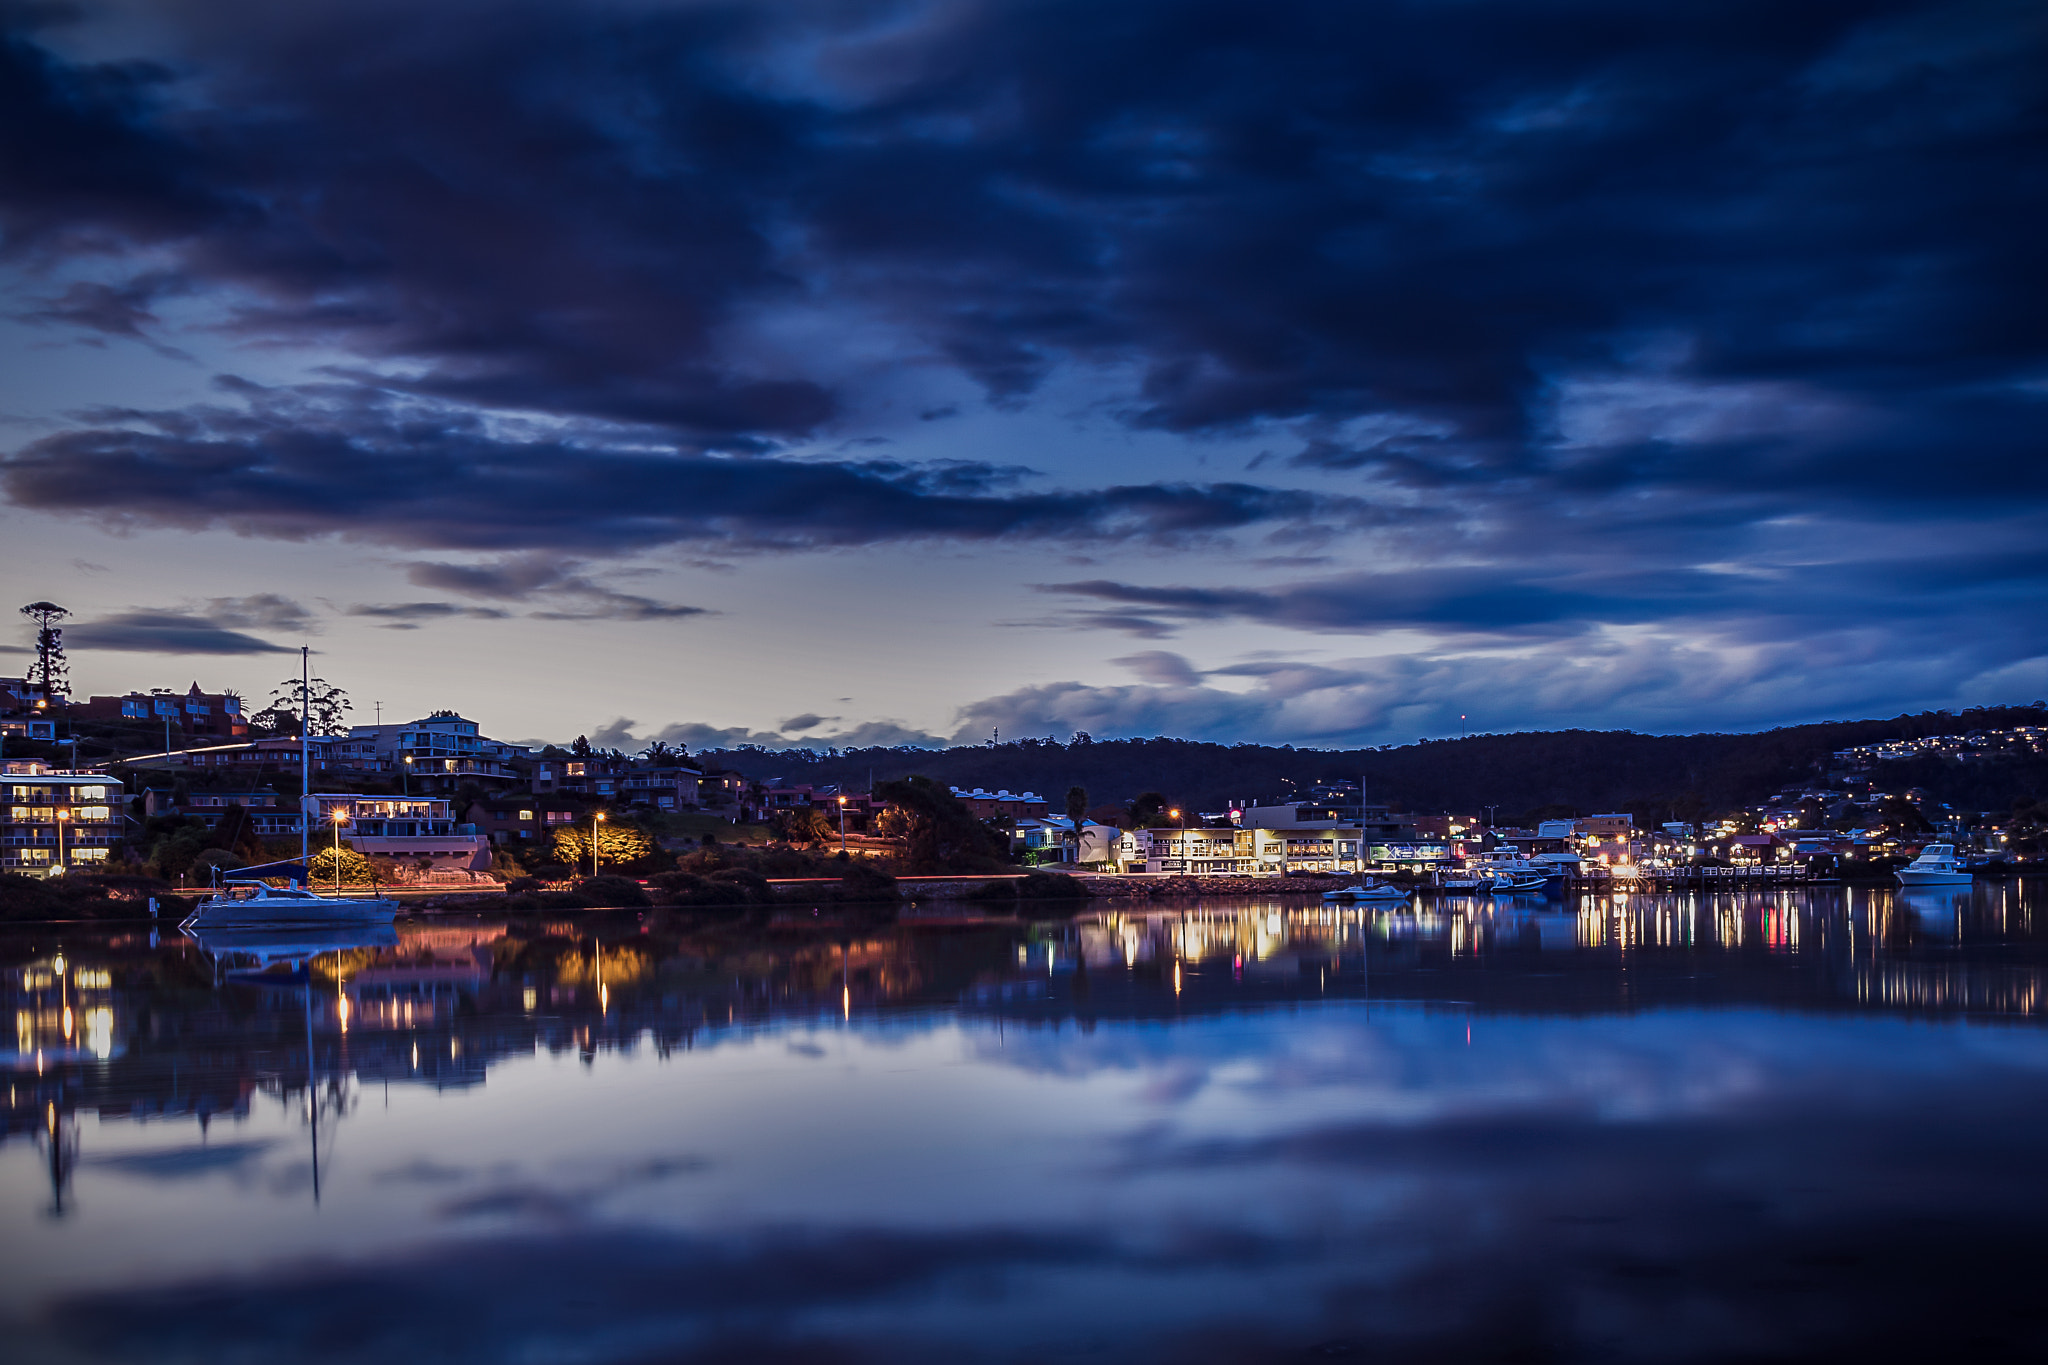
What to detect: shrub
<box><xmin>1016</xmin><ymin>871</ymin><xmax>1089</xmax><ymax>900</ymax></box>
<box><xmin>837</xmin><ymin>861</ymin><xmax>899</xmax><ymax>902</ymax></box>
<box><xmin>573</xmin><ymin>874</ymin><xmax>649</xmax><ymax>907</ymax></box>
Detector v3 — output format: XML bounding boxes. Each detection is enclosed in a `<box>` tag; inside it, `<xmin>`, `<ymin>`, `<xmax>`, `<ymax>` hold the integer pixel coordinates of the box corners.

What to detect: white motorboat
<box><xmin>1895</xmin><ymin>843</ymin><xmax>1972</xmax><ymax>887</ymax></box>
<box><xmin>182</xmin><ymin>878</ymin><xmax>400</xmax><ymax>928</ymax></box>
<box><xmin>1323</xmin><ymin>880</ymin><xmax>1411</xmax><ymax>903</ymax></box>
<box><xmin>1469</xmin><ymin>846</ymin><xmax>1548</xmax><ymax>894</ymax></box>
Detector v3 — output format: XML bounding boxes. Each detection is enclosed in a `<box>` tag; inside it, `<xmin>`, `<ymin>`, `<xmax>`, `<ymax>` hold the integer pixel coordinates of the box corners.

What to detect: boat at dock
<box><xmin>1323</xmin><ymin>880</ymin><xmax>1412</xmax><ymax>903</ymax></box>
<box><xmin>1468</xmin><ymin>846</ymin><xmax>1548</xmax><ymax>894</ymax></box>
<box><xmin>1896</xmin><ymin>843</ymin><xmax>1972</xmax><ymax>887</ymax></box>
<box><xmin>181</xmin><ymin>878</ymin><xmax>400</xmax><ymax>929</ymax></box>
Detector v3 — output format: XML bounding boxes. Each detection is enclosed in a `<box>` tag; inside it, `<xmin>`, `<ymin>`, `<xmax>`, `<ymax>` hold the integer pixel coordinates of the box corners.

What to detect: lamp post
<box><xmin>331</xmin><ymin>808</ymin><xmax>348</xmax><ymax>896</ymax></box>
<box><xmin>592</xmin><ymin>811</ymin><xmax>607</xmax><ymax>878</ymax></box>
<box><xmin>1168</xmin><ymin>808</ymin><xmax>1182</xmax><ymax>872</ymax></box>
<box><xmin>838</xmin><ymin>794</ymin><xmax>848</xmax><ymax>855</ymax></box>
<box><xmin>54</xmin><ymin>806</ymin><xmax>67</xmax><ymax>877</ymax></box>
<box><xmin>402</xmin><ymin>754</ymin><xmax>412</xmax><ymax>796</ymax></box>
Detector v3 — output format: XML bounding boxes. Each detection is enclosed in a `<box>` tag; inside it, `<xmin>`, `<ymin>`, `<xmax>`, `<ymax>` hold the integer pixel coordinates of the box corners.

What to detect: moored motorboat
<box><xmin>1895</xmin><ymin>843</ymin><xmax>1972</xmax><ymax>887</ymax></box>
<box><xmin>181</xmin><ymin>878</ymin><xmax>400</xmax><ymax>928</ymax></box>
<box><xmin>1323</xmin><ymin>880</ymin><xmax>1411</xmax><ymax>903</ymax></box>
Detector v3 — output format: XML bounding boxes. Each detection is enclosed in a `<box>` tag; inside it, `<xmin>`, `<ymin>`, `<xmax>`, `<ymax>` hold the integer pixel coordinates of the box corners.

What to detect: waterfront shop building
<box><xmin>2</xmin><ymin>760</ymin><xmax>123</xmax><ymax>876</ymax></box>
<box><xmin>1109</xmin><ymin>825</ymin><xmax>1372</xmax><ymax>875</ymax></box>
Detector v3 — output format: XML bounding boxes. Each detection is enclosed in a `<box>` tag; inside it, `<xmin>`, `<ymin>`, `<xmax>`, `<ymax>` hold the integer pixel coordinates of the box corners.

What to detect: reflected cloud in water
<box><xmin>2</xmin><ymin>882</ymin><xmax>2047</xmax><ymax>1362</ymax></box>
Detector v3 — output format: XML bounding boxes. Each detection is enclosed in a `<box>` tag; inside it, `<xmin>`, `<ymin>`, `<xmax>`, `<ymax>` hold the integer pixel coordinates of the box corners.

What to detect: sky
<box><xmin>2</xmin><ymin>0</ymin><xmax>2043</xmax><ymax>751</ymax></box>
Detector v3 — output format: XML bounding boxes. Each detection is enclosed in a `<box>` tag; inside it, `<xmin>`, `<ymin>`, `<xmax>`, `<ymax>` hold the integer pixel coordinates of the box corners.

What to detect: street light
<box><xmin>54</xmin><ymin>807</ymin><xmax>67</xmax><ymax>877</ymax></box>
<box><xmin>838</xmin><ymin>794</ymin><xmax>848</xmax><ymax>856</ymax></box>
<box><xmin>330</xmin><ymin>809</ymin><xmax>349</xmax><ymax>896</ymax></box>
<box><xmin>592</xmin><ymin>811</ymin><xmax>607</xmax><ymax>878</ymax></box>
<box><xmin>402</xmin><ymin>754</ymin><xmax>413</xmax><ymax>796</ymax></box>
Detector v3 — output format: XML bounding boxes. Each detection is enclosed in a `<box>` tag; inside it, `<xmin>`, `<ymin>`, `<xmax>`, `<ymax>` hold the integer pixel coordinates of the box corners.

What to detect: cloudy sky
<box><xmin>3</xmin><ymin>0</ymin><xmax>2042</xmax><ymax>749</ymax></box>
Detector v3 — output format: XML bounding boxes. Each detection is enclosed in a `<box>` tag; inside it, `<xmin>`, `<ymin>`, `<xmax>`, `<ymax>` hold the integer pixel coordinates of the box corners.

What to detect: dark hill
<box><xmin>696</xmin><ymin>704</ymin><xmax>2048</xmax><ymax>822</ymax></box>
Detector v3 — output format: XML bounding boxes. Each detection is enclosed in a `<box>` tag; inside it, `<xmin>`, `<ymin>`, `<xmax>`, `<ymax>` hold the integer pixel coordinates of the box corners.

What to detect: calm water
<box><xmin>6</xmin><ymin>882</ymin><xmax>2048</xmax><ymax>1363</ymax></box>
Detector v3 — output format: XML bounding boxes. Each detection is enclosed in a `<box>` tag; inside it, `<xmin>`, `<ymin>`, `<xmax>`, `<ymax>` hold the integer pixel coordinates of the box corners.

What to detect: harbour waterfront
<box><xmin>5</xmin><ymin>881</ymin><xmax>2048</xmax><ymax>1362</ymax></box>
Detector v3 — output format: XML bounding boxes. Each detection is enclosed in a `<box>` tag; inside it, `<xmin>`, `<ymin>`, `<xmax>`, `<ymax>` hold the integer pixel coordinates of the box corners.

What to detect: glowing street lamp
<box><xmin>331</xmin><ymin>808</ymin><xmax>349</xmax><ymax>895</ymax></box>
<box><xmin>402</xmin><ymin>754</ymin><xmax>413</xmax><ymax>796</ymax></box>
<box><xmin>592</xmin><ymin>811</ymin><xmax>607</xmax><ymax>878</ymax></box>
<box><xmin>54</xmin><ymin>807</ymin><xmax>67</xmax><ymax>876</ymax></box>
<box><xmin>838</xmin><ymin>794</ymin><xmax>848</xmax><ymax>855</ymax></box>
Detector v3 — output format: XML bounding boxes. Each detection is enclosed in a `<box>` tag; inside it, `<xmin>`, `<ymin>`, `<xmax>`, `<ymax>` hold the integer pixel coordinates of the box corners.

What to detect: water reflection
<box><xmin>1</xmin><ymin>880</ymin><xmax>2045</xmax><ymax>1362</ymax></box>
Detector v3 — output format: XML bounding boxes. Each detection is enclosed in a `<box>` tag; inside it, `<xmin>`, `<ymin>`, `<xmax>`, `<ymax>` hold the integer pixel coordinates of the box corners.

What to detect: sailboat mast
<box><xmin>300</xmin><ymin>645</ymin><xmax>311</xmax><ymax>866</ymax></box>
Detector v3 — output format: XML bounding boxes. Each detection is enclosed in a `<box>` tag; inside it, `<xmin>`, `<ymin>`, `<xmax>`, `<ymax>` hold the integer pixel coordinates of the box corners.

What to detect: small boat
<box><xmin>1323</xmin><ymin>880</ymin><xmax>1411</xmax><ymax>903</ymax></box>
<box><xmin>1895</xmin><ymin>843</ymin><xmax>1972</xmax><ymax>887</ymax></box>
<box><xmin>1470</xmin><ymin>845</ymin><xmax>1554</xmax><ymax>894</ymax></box>
<box><xmin>182</xmin><ymin>878</ymin><xmax>400</xmax><ymax>929</ymax></box>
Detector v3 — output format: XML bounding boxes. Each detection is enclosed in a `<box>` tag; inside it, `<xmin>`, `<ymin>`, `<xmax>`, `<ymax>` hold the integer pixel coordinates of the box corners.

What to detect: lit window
<box><xmin>518</xmin><ymin>809</ymin><xmax>534</xmax><ymax>822</ymax></box>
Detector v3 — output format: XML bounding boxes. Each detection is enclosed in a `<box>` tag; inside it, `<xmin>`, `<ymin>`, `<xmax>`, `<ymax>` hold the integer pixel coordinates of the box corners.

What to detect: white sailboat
<box><xmin>181</xmin><ymin>646</ymin><xmax>400</xmax><ymax>929</ymax></box>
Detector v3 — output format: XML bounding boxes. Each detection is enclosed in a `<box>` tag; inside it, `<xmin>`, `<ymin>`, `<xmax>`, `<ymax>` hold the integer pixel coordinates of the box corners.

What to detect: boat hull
<box><xmin>183</xmin><ymin>898</ymin><xmax>400</xmax><ymax>928</ymax></box>
<box><xmin>1895</xmin><ymin>870</ymin><xmax>1971</xmax><ymax>887</ymax></box>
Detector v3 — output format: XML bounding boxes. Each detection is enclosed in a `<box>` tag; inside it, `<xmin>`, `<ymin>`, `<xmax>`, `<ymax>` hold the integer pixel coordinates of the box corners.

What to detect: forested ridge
<box><xmin>698</xmin><ymin>704</ymin><xmax>2048</xmax><ymax>822</ymax></box>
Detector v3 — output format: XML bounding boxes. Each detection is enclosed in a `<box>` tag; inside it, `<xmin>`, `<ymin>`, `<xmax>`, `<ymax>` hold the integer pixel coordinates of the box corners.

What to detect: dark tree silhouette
<box><xmin>19</xmin><ymin>602</ymin><xmax>69</xmax><ymax>702</ymax></box>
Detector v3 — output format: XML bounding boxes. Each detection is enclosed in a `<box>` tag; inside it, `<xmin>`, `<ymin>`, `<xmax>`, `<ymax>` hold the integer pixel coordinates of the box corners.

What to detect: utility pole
<box><xmin>299</xmin><ymin>646</ymin><xmax>310</xmax><ymax>868</ymax></box>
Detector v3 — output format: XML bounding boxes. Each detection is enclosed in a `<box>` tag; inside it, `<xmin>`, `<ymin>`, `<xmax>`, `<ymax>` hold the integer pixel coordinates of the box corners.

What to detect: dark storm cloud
<box><xmin>0</xmin><ymin>0</ymin><xmax>2036</xmax><ymax>488</ymax></box>
<box><xmin>1040</xmin><ymin>539</ymin><xmax>2048</xmax><ymax>640</ymax></box>
<box><xmin>0</xmin><ymin>390</ymin><xmax>1343</xmax><ymax>551</ymax></box>
<box><xmin>65</xmin><ymin>610</ymin><xmax>292</xmax><ymax>654</ymax></box>
<box><xmin>0</xmin><ymin>0</ymin><xmax>2042</xmax><ymax>708</ymax></box>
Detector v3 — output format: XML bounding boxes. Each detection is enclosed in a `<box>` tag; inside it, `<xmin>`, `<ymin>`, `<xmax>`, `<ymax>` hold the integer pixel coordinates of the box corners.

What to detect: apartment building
<box><xmin>534</xmin><ymin>756</ymin><xmax>703</xmax><ymax>811</ymax></box>
<box><xmin>339</xmin><ymin>712</ymin><xmax>528</xmax><ymax>788</ymax></box>
<box><xmin>0</xmin><ymin>677</ymin><xmax>58</xmax><ymax>740</ymax></box>
<box><xmin>1</xmin><ymin>760</ymin><xmax>124</xmax><ymax>876</ymax></box>
<box><xmin>304</xmin><ymin>793</ymin><xmax>489</xmax><ymax>871</ymax></box>
<box><xmin>141</xmin><ymin>787</ymin><xmax>301</xmax><ymax>839</ymax></box>
<box><xmin>76</xmin><ymin>683</ymin><xmax>248</xmax><ymax>740</ymax></box>
<box><xmin>465</xmin><ymin>799</ymin><xmax>583</xmax><ymax>846</ymax></box>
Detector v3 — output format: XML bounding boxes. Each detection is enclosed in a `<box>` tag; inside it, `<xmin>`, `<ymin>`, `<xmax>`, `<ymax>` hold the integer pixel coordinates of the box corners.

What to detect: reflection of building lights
<box><xmin>85</xmin><ymin>1007</ymin><xmax>113</xmax><ymax>1059</ymax></box>
<box><xmin>61</xmin><ymin>1006</ymin><xmax>73</xmax><ymax>1038</ymax></box>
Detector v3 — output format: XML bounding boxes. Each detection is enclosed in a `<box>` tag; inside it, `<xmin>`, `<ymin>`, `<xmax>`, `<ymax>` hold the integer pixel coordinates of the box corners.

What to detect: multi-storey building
<box><xmin>465</xmin><ymin>799</ymin><xmax>582</xmax><ymax>847</ymax></box>
<box><xmin>76</xmin><ymin>683</ymin><xmax>248</xmax><ymax>740</ymax></box>
<box><xmin>140</xmin><ymin>787</ymin><xmax>301</xmax><ymax>839</ymax></box>
<box><xmin>533</xmin><ymin>756</ymin><xmax>703</xmax><ymax>810</ymax></box>
<box><xmin>1107</xmin><ymin>825</ymin><xmax>1370</xmax><ymax>875</ymax></box>
<box><xmin>304</xmin><ymin>793</ymin><xmax>488</xmax><ymax>871</ymax></box>
<box><xmin>1</xmin><ymin>760</ymin><xmax>124</xmax><ymax>876</ymax></box>
<box><xmin>947</xmin><ymin>787</ymin><xmax>1050</xmax><ymax>820</ymax></box>
<box><xmin>338</xmin><ymin>712</ymin><xmax>528</xmax><ymax>788</ymax></box>
<box><xmin>0</xmin><ymin>676</ymin><xmax>58</xmax><ymax>740</ymax></box>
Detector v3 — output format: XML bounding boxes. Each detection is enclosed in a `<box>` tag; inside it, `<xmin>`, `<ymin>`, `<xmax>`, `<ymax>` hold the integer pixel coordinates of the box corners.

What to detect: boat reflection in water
<box><xmin>4</xmin><ymin>880</ymin><xmax>2048</xmax><ymax>1364</ymax></box>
